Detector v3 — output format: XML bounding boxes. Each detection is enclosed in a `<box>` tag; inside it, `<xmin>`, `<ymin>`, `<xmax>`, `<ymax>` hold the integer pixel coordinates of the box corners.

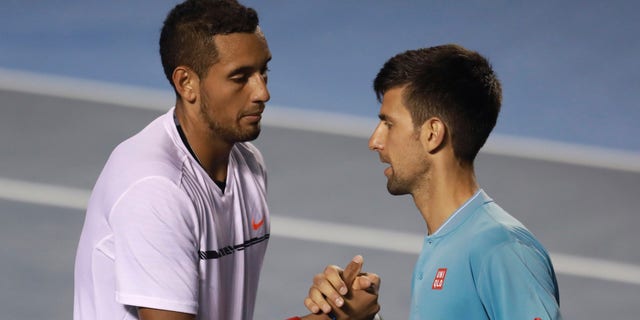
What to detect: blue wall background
<box><xmin>2</xmin><ymin>0</ymin><xmax>638</xmax><ymax>152</ymax></box>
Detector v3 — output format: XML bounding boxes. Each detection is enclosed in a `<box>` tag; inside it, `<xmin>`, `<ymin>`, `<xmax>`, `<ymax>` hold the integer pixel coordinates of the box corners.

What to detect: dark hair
<box><xmin>373</xmin><ymin>44</ymin><xmax>502</xmax><ymax>164</ymax></box>
<box><xmin>159</xmin><ymin>0</ymin><xmax>259</xmax><ymax>91</ymax></box>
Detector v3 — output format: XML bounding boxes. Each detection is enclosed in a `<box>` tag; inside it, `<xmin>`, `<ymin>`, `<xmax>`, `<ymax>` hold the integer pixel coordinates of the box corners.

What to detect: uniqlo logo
<box><xmin>431</xmin><ymin>268</ymin><xmax>447</xmax><ymax>290</ymax></box>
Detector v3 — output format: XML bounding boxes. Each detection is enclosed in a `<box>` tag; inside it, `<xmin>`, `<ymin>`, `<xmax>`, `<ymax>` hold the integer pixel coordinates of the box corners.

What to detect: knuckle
<box><xmin>304</xmin><ymin>298</ymin><xmax>313</xmax><ymax>308</ymax></box>
<box><xmin>324</xmin><ymin>265</ymin><xmax>337</xmax><ymax>273</ymax></box>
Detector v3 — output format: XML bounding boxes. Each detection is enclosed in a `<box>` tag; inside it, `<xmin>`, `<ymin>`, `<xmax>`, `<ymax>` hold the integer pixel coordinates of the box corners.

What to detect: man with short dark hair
<box><xmin>72</xmin><ymin>1</ymin><xmax>379</xmax><ymax>319</ymax></box>
<box><xmin>306</xmin><ymin>44</ymin><xmax>562</xmax><ymax>319</ymax></box>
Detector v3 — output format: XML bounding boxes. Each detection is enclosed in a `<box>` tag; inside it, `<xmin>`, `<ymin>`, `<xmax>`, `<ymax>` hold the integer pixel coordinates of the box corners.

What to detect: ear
<box><xmin>420</xmin><ymin>117</ymin><xmax>447</xmax><ymax>153</ymax></box>
<box><xmin>172</xmin><ymin>66</ymin><xmax>198</xmax><ymax>104</ymax></box>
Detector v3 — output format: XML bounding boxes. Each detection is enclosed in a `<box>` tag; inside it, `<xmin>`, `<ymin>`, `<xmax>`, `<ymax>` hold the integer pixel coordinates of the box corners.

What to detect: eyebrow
<box><xmin>378</xmin><ymin>114</ymin><xmax>390</xmax><ymax>121</ymax></box>
<box><xmin>229</xmin><ymin>66</ymin><xmax>256</xmax><ymax>77</ymax></box>
<box><xmin>228</xmin><ymin>57</ymin><xmax>272</xmax><ymax>77</ymax></box>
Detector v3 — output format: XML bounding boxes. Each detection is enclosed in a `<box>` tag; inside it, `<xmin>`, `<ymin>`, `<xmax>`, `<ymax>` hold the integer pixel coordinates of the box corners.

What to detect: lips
<box><xmin>243</xmin><ymin>113</ymin><xmax>262</xmax><ymax>119</ymax></box>
<box><xmin>241</xmin><ymin>111</ymin><xmax>263</xmax><ymax>123</ymax></box>
<box><xmin>384</xmin><ymin>166</ymin><xmax>393</xmax><ymax>177</ymax></box>
<box><xmin>379</xmin><ymin>156</ymin><xmax>392</xmax><ymax>176</ymax></box>
<box><xmin>242</xmin><ymin>105</ymin><xmax>264</xmax><ymax>121</ymax></box>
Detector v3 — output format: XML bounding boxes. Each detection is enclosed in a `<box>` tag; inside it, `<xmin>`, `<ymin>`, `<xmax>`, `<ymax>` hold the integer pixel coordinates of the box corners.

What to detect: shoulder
<box><xmin>463</xmin><ymin>203</ymin><xmax>554</xmax><ymax>281</ymax></box>
<box><xmin>109</xmin><ymin>176</ymin><xmax>196</xmax><ymax>228</ymax></box>
<box><xmin>89</xmin><ymin>111</ymin><xmax>189</xmax><ymax>210</ymax></box>
<box><xmin>460</xmin><ymin>200</ymin><xmax>560</xmax><ymax>317</ymax></box>
<box><xmin>105</xmin><ymin>112</ymin><xmax>186</xmax><ymax>183</ymax></box>
<box><xmin>466</xmin><ymin>203</ymin><xmax>550</xmax><ymax>266</ymax></box>
<box><xmin>114</xmin><ymin>176</ymin><xmax>190</xmax><ymax>210</ymax></box>
<box><xmin>233</xmin><ymin>142</ymin><xmax>267</xmax><ymax>175</ymax></box>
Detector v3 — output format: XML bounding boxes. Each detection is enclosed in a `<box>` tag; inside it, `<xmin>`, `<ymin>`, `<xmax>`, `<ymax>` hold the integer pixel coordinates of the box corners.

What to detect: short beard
<box><xmin>386</xmin><ymin>177</ymin><xmax>412</xmax><ymax>196</ymax></box>
<box><xmin>386</xmin><ymin>145</ymin><xmax>430</xmax><ymax>196</ymax></box>
<box><xmin>199</xmin><ymin>100</ymin><xmax>261</xmax><ymax>143</ymax></box>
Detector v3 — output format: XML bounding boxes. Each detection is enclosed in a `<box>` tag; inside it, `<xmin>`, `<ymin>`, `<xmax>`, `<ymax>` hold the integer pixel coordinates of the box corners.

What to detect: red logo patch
<box><xmin>251</xmin><ymin>217</ymin><xmax>265</xmax><ymax>230</ymax></box>
<box><xmin>432</xmin><ymin>268</ymin><xmax>447</xmax><ymax>290</ymax></box>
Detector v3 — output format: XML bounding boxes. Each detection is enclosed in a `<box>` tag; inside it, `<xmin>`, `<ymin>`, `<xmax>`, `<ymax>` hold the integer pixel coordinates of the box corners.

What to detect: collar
<box><xmin>427</xmin><ymin>189</ymin><xmax>493</xmax><ymax>238</ymax></box>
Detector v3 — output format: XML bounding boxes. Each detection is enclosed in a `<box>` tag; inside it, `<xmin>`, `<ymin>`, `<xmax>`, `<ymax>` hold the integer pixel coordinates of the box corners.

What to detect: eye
<box><xmin>384</xmin><ymin>121</ymin><xmax>393</xmax><ymax>129</ymax></box>
<box><xmin>260</xmin><ymin>67</ymin><xmax>270</xmax><ymax>83</ymax></box>
<box><xmin>230</xmin><ymin>74</ymin><xmax>250</xmax><ymax>84</ymax></box>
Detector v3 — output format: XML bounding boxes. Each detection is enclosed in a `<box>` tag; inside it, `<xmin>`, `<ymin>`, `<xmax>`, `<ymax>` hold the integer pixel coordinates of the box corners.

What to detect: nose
<box><xmin>251</xmin><ymin>73</ymin><xmax>270</xmax><ymax>103</ymax></box>
<box><xmin>368</xmin><ymin>122</ymin><xmax>384</xmax><ymax>151</ymax></box>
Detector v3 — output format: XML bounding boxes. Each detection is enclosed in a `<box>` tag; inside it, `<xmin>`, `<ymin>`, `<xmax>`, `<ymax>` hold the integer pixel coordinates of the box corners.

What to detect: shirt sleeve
<box><xmin>109</xmin><ymin>177</ymin><xmax>200</xmax><ymax>314</ymax></box>
<box><xmin>475</xmin><ymin>241</ymin><xmax>562</xmax><ymax>320</ymax></box>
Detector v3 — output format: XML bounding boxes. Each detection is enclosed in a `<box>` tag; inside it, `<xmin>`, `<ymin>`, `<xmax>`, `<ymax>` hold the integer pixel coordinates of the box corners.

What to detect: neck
<box><xmin>412</xmin><ymin>160</ymin><xmax>478</xmax><ymax>235</ymax></box>
<box><xmin>175</xmin><ymin>103</ymin><xmax>233</xmax><ymax>181</ymax></box>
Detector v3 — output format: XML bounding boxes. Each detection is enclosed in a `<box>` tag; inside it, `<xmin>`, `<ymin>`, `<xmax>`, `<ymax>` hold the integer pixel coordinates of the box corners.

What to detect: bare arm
<box><xmin>138</xmin><ymin>307</ymin><xmax>195</xmax><ymax>320</ymax></box>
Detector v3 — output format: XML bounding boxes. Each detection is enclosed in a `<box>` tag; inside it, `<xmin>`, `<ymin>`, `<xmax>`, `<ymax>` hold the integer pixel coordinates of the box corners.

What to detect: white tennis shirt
<box><xmin>73</xmin><ymin>107</ymin><xmax>270</xmax><ymax>320</ymax></box>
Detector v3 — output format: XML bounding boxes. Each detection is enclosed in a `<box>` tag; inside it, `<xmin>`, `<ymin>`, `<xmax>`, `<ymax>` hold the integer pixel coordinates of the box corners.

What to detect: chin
<box><xmin>386</xmin><ymin>182</ymin><xmax>410</xmax><ymax>196</ymax></box>
<box><xmin>237</xmin><ymin>128</ymin><xmax>261</xmax><ymax>142</ymax></box>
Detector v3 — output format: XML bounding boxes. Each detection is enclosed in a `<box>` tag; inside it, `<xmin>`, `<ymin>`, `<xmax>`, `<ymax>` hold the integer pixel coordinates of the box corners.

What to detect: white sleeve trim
<box><xmin>116</xmin><ymin>292</ymin><xmax>198</xmax><ymax>315</ymax></box>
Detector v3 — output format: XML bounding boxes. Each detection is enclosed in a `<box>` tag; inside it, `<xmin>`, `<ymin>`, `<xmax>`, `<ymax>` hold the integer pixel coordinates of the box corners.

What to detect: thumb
<box><xmin>341</xmin><ymin>255</ymin><xmax>363</xmax><ymax>294</ymax></box>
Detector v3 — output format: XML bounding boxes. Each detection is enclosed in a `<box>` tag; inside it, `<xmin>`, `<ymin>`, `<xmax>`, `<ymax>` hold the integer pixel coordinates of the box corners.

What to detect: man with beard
<box><xmin>305</xmin><ymin>44</ymin><xmax>562</xmax><ymax>319</ymax></box>
<box><xmin>73</xmin><ymin>1</ymin><xmax>379</xmax><ymax>319</ymax></box>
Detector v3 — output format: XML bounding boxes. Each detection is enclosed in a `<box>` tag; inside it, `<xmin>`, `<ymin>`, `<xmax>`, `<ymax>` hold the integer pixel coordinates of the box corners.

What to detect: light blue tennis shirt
<box><xmin>409</xmin><ymin>189</ymin><xmax>561</xmax><ymax>320</ymax></box>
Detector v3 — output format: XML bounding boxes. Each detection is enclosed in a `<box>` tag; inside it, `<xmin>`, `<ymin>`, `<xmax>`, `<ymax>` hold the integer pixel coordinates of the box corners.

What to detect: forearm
<box><xmin>138</xmin><ymin>307</ymin><xmax>195</xmax><ymax>320</ymax></box>
<box><xmin>285</xmin><ymin>315</ymin><xmax>329</xmax><ymax>320</ymax></box>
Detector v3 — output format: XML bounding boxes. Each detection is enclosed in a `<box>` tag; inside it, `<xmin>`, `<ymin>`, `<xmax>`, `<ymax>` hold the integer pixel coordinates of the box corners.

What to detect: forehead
<box><xmin>212</xmin><ymin>30</ymin><xmax>271</xmax><ymax>68</ymax></box>
<box><xmin>380</xmin><ymin>86</ymin><xmax>411</xmax><ymax>119</ymax></box>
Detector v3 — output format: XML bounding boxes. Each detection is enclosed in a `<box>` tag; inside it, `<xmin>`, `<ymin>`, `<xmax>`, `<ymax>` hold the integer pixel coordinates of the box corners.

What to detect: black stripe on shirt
<box><xmin>199</xmin><ymin>234</ymin><xmax>270</xmax><ymax>260</ymax></box>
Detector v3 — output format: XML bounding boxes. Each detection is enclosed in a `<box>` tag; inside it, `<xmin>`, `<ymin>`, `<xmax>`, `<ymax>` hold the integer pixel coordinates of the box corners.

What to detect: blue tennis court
<box><xmin>1</xmin><ymin>1</ymin><xmax>639</xmax><ymax>319</ymax></box>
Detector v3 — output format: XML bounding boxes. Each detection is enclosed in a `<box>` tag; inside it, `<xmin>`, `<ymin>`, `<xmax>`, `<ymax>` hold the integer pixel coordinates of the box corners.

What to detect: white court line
<box><xmin>1</xmin><ymin>176</ymin><xmax>639</xmax><ymax>286</ymax></box>
<box><xmin>0</xmin><ymin>178</ymin><xmax>91</xmax><ymax>210</ymax></box>
<box><xmin>272</xmin><ymin>216</ymin><xmax>640</xmax><ymax>286</ymax></box>
<box><xmin>2</xmin><ymin>67</ymin><xmax>640</xmax><ymax>173</ymax></box>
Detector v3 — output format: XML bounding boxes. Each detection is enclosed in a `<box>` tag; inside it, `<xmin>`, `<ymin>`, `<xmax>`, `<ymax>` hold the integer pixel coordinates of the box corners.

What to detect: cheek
<box><xmin>203</xmin><ymin>92</ymin><xmax>239</xmax><ymax>119</ymax></box>
<box><xmin>392</xmin><ymin>139</ymin><xmax>423</xmax><ymax>165</ymax></box>
<box><xmin>203</xmin><ymin>79</ymin><xmax>242</xmax><ymax>103</ymax></box>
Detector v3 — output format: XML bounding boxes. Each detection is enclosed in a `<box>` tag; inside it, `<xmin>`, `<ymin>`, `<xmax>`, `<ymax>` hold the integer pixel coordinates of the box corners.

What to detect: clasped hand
<box><xmin>304</xmin><ymin>255</ymin><xmax>380</xmax><ymax>320</ymax></box>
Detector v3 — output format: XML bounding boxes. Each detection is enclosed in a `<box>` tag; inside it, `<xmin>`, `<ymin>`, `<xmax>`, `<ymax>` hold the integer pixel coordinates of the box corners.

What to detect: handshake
<box><xmin>298</xmin><ymin>255</ymin><xmax>381</xmax><ymax>320</ymax></box>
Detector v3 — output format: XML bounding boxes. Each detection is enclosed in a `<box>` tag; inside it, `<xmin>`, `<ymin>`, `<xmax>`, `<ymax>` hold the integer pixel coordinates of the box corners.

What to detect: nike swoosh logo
<box><xmin>251</xmin><ymin>217</ymin><xmax>265</xmax><ymax>230</ymax></box>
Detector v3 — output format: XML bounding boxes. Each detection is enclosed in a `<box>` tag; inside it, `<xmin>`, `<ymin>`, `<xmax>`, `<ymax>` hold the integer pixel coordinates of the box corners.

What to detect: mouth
<box><xmin>241</xmin><ymin>111</ymin><xmax>263</xmax><ymax>123</ymax></box>
<box><xmin>383</xmin><ymin>165</ymin><xmax>393</xmax><ymax>177</ymax></box>
<box><xmin>379</xmin><ymin>156</ymin><xmax>392</xmax><ymax>177</ymax></box>
<box><xmin>242</xmin><ymin>104</ymin><xmax>265</xmax><ymax>122</ymax></box>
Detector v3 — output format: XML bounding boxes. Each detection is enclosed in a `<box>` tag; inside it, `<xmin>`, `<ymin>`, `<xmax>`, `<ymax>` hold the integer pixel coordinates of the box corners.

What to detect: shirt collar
<box><xmin>427</xmin><ymin>189</ymin><xmax>493</xmax><ymax>238</ymax></box>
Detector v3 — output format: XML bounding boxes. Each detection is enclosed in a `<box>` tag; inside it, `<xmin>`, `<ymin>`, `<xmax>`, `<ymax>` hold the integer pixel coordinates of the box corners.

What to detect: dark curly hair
<box><xmin>373</xmin><ymin>44</ymin><xmax>502</xmax><ymax>164</ymax></box>
<box><xmin>159</xmin><ymin>0</ymin><xmax>259</xmax><ymax>92</ymax></box>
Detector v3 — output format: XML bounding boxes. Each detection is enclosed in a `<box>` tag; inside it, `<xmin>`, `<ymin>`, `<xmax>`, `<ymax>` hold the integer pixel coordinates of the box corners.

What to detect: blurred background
<box><xmin>1</xmin><ymin>0</ymin><xmax>639</xmax><ymax>319</ymax></box>
<box><xmin>2</xmin><ymin>0</ymin><xmax>640</xmax><ymax>151</ymax></box>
